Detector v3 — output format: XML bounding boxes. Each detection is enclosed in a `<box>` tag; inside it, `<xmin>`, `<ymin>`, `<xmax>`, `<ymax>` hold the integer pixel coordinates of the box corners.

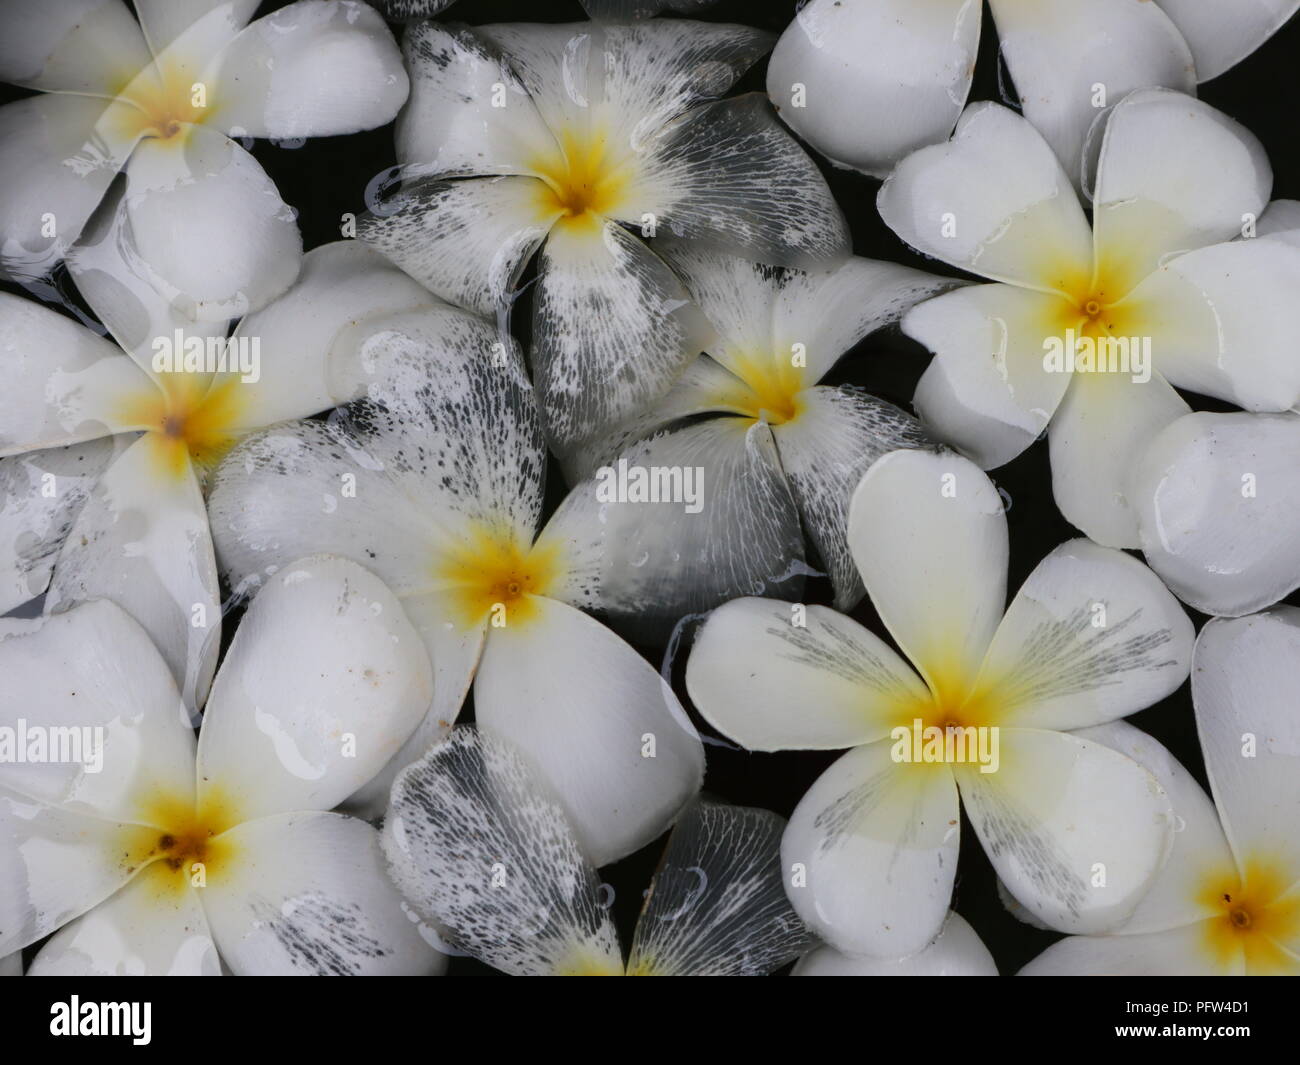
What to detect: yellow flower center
<box><xmin>110</xmin><ymin>56</ymin><xmax>212</xmax><ymax>145</ymax></box>
<box><xmin>1196</xmin><ymin>858</ymin><xmax>1300</xmax><ymax>974</ymax></box>
<box><xmin>436</xmin><ymin>524</ymin><xmax>564</xmax><ymax>629</ymax></box>
<box><xmin>118</xmin><ymin>375</ymin><xmax>247</xmax><ymax>479</ymax></box>
<box><xmin>123</xmin><ymin>786</ymin><xmax>241</xmax><ymax>898</ymax></box>
<box><xmin>530</xmin><ymin>128</ymin><xmax>633</xmax><ymax>230</ymax></box>
<box><xmin>889</xmin><ymin>681</ymin><xmax>1001</xmax><ymax>771</ymax></box>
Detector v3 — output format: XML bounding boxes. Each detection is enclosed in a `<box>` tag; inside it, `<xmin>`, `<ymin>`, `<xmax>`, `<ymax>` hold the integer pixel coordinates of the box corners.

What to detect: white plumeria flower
<box><xmin>686</xmin><ymin>448</ymin><xmax>1193</xmax><ymax>958</ymax></box>
<box><xmin>794</xmin><ymin>912</ymin><xmax>997</xmax><ymax>976</ymax></box>
<box><xmin>384</xmin><ymin>726</ymin><xmax>813</xmax><ymax>976</ymax></box>
<box><xmin>357</xmin><ymin>17</ymin><xmax>848</xmax><ymax>455</ymax></box>
<box><xmin>1130</xmin><ymin>411</ymin><xmax>1300</xmax><ymax>618</ymax></box>
<box><xmin>767</xmin><ymin>0</ymin><xmax>1298</xmax><ymax>181</ymax></box>
<box><xmin>0</xmin><ymin>183</ymin><xmax>448</xmax><ymax>713</ymax></box>
<box><xmin>207</xmin><ymin>322</ymin><xmax>705</xmax><ymax>865</ymax></box>
<box><xmin>546</xmin><ymin>245</ymin><xmax>957</xmax><ymax>636</ymax></box>
<box><xmin>878</xmin><ymin>90</ymin><xmax>1300</xmax><ymax>549</ymax></box>
<box><xmin>0</xmin><ymin>0</ymin><xmax>408</xmax><ymax>312</ymax></box>
<box><xmin>1022</xmin><ymin>609</ymin><xmax>1300</xmax><ymax>975</ymax></box>
<box><xmin>0</xmin><ymin>555</ymin><xmax>443</xmax><ymax>976</ymax></box>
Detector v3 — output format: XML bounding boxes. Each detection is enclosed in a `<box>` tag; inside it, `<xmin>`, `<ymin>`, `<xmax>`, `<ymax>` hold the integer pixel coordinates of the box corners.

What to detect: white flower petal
<box><xmin>1193</xmin><ymin>609</ymin><xmax>1300</xmax><ymax>890</ymax></box>
<box><xmin>543</xmin><ymin>417</ymin><xmax>804</xmax><ymax>642</ymax></box>
<box><xmin>0</xmin><ymin>293</ymin><xmax>152</xmax><ymax>454</ymax></box>
<box><xmin>685</xmin><ymin>596</ymin><xmax>929</xmax><ymax>752</ymax></box>
<box><xmin>340</xmin><ymin>588</ymin><xmax>485</xmax><ymax>819</ymax></box>
<box><xmin>202</xmin><ymin>810</ymin><xmax>443</xmax><ymax>975</ymax></box>
<box><xmin>626</xmin><ymin>799</ymin><xmax>814</xmax><ymax>976</ymax></box>
<box><xmin>210</xmin><ymin>0</ymin><xmax>407</xmax><ymax>139</ymax></box>
<box><xmin>395</xmin><ymin>22</ymin><xmax>563</xmax><ymax>179</ymax></box>
<box><xmin>0</xmin><ymin>0</ymin><xmax>150</xmax><ymax>93</ymax></box>
<box><xmin>793</xmin><ymin>911</ymin><xmax>997</xmax><ymax>976</ymax></box>
<box><xmin>957</xmin><ymin>727</ymin><xmax>1174</xmax><ymax>934</ymax></box>
<box><xmin>134</xmin><ymin>0</ymin><xmax>260</xmax><ymax>56</ymax></box>
<box><xmin>1156</xmin><ymin>0</ymin><xmax>1300</xmax><ymax>81</ymax></box>
<box><xmin>479</xmin><ymin>20</ymin><xmax>771</xmax><ymax>148</ymax></box>
<box><xmin>0</xmin><ymin>437</ymin><xmax>128</xmax><ymax>614</ymax></box>
<box><xmin>559</xmin><ymin>356</ymin><xmax>757</xmax><ymax>481</ymax></box>
<box><xmin>1018</xmin><ymin>921</ymin><xmax>1233</xmax><ymax>975</ymax></box>
<box><xmin>0</xmin><ymin>95</ymin><xmax>135</xmax><ymax>281</ymax></box>
<box><xmin>0</xmin><ymin>952</ymin><xmax>19</xmax><ymax>976</ymax></box>
<box><xmin>533</xmin><ymin>219</ymin><xmax>711</xmax><ymax>453</ymax></box>
<box><xmin>27</xmin><ymin>866</ymin><xmax>219</xmax><ymax>976</ymax></box>
<box><xmin>67</xmin><ymin>179</ymin><xmax>232</xmax><ymax>370</ymax></box>
<box><xmin>475</xmin><ymin>594</ymin><xmax>704</xmax><ymax>867</ymax></box>
<box><xmin>989</xmin><ymin>0</ymin><xmax>1194</xmax><ymax>190</ymax></box>
<box><xmin>1093</xmin><ymin>89</ymin><xmax>1271</xmax><ymax>298</ymax></box>
<box><xmin>1074</xmin><ymin>720</ymin><xmax>1235</xmax><ymax>934</ymax></box>
<box><xmin>124</xmin><ymin>126</ymin><xmax>302</xmax><ymax>321</ymax></box>
<box><xmin>782</xmin><ymin>741</ymin><xmax>960</xmax><ymax>958</ymax></box>
<box><xmin>209</xmin><ymin>421</ymin><xmax>438</xmax><ymax>598</ymax></box>
<box><xmin>1122</xmin><ymin>238</ymin><xmax>1300</xmax><ymax>411</ymax></box>
<box><xmin>0</xmin><ymin>600</ymin><xmax>196</xmax><ymax>825</ymax></box>
<box><xmin>195</xmin><ymin>555</ymin><xmax>432</xmax><ymax>821</ymax></box>
<box><xmin>848</xmin><ymin>448</ymin><xmax>1008</xmax><ymax>703</ymax></box>
<box><xmin>45</xmin><ymin>435</ymin><xmax>220</xmax><ymax>713</ymax></box>
<box><xmin>906</xmin><ymin>283</ymin><xmax>1074</xmax><ymax>469</ymax></box>
<box><xmin>359</xmin><ymin>175</ymin><xmax>558</xmax><ymax>318</ymax></box>
<box><xmin>878</xmin><ymin>102</ymin><xmax>1092</xmax><ymax>292</ymax></box>
<box><xmin>383</xmin><ymin>726</ymin><xmax>622</xmax><ymax>976</ymax></box>
<box><xmin>224</xmin><ymin>241</ymin><xmax>442</xmax><ymax>430</ymax></box>
<box><xmin>774</xmin><ymin>388</ymin><xmax>933</xmax><ymax>609</ymax></box>
<box><xmin>766</xmin><ymin>0</ymin><xmax>979</xmax><ymax>177</ymax></box>
<box><xmin>1132</xmin><ymin>412</ymin><xmax>1300</xmax><ymax>616</ymax></box>
<box><xmin>0</xmin><ymin>785</ymin><xmax>148</xmax><ymax>956</ymax></box>
<box><xmin>631</xmin><ymin>94</ymin><xmax>850</xmax><ymax>267</ymax></box>
<box><xmin>1047</xmin><ymin>370</ymin><xmax>1191</xmax><ymax>548</ymax></box>
<box><xmin>976</xmin><ymin>539</ymin><xmax>1193</xmax><ymax>731</ymax></box>
<box><xmin>772</xmin><ymin>257</ymin><xmax>960</xmax><ymax>380</ymax></box>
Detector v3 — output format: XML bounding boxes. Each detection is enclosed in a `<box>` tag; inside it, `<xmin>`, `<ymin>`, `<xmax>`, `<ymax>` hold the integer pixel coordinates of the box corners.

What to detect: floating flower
<box><xmin>384</xmin><ymin>726</ymin><xmax>812</xmax><ymax>976</ymax></box>
<box><xmin>0</xmin><ymin>0</ymin><xmax>407</xmax><ymax>313</ymax></box>
<box><xmin>879</xmin><ymin>90</ymin><xmax>1300</xmax><ymax>547</ymax></box>
<box><xmin>686</xmin><ymin>448</ymin><xmax>1192</xmax><ymax>957</ymax></box>
<box><xmin>767</xmin><ymin>0</ymin><xmax>1297</xmax><ymax>180</ymax></box>
<box><xmin>207</xmin><ymin>321</ymin><xmax>705</xmax><ymax>864</ymax></box>
<box><xmin>1130</xmin><ymin>411</ymin><xmax>1300</xmax><ymax>617</ymax></box>
<box><xmin>794</xmin><ymin>911</ymin><xmax>996</xmax><ymax>976</ymax></box>
<box><xmin>0</xmin><ymin>187</ymin><xmax>444</xmax><ymax>712</ymax></box>
<box><xmin>358</xmin><ymin>17</ymin><xmax>848</xmax><ymax>454</ymax></box>
<box><xmin>1022</xmin><ymin>609</ymin><xmax>1300</xmax><ymax>975</ymax></box>
<box><xmin>548</xmin><ymin>245</ymin><xmax>956</xmax><ymax>636</ymax></box>
<box><xmin>0</xmin><ymin>555</ymin><xmax>441</xmax><ymax>976</ymax></box>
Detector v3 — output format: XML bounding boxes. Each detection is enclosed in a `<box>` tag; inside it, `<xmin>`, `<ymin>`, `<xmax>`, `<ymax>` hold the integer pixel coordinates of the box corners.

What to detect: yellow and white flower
<box><xmin>1022</xmin><ymin>609</ymin><xmax>1300</xmax><ymax>975</ymax></box>
<box><xmin>0</xmin><ymin>555</ymin><xmax>442</xmax><ymax>976</ymax></box>
<box><xmin>686</xmin><ymin>448</ymin><xmax>1192</xmax><ymax>958</ymax></box>
<box><xmin>545</xmin><ymin>245</ymin><xmax>957</xmax><ymax>635</ymax></box>
<box><xmin>767</xmin><ymin>0</ymin><xmax>1297</xmax><ymax>180</ymax></box>
<box><xmin>880</xmin><ymin>90</ymin><xmax>1300</xmax><ymax>547</ymax></box>
<box><xmin>358</xmin><ymin>17</ymin><xmax>848</xmax><ymax>454</ymax></box>
<box><xmin>384</xmin><ymin>725</ymin><xmax>812</xmax><ymax>976</ymax></box>
<box><xmin>0</xmin><ymin>186</ymin><xmax>450</xmax><ymax>713</ymax></box>
<box><xmin>208</xmin><ymin>323</ymin><xmax>705</xmax><ymax>865</ymax></box>
<box><xmin>0</xmin><ymin>0</ymin><xmax>408</xmax><ymax>313</ymax></box>
<box><xmin>1130</xmin><ymin>411</ymin><xmax>1300</xmax><ymax>617</ymax></box>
